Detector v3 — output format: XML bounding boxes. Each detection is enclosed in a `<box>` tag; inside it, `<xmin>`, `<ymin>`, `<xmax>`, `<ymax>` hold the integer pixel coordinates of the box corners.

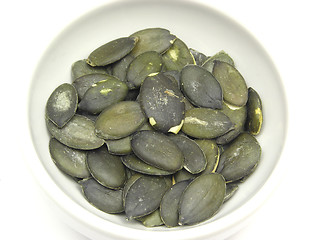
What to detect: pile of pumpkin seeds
<box><xmin>45</xmin><ymin>28</ymin><xmax>263</xmax><ymax>227</ymax></box>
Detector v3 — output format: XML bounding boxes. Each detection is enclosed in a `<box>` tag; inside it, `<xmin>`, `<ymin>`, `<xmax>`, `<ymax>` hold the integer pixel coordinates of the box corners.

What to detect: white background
<box><xmin>1</xmin><ymin>0</ymin><xmax>319</xmax><ymax>239</ymax></box>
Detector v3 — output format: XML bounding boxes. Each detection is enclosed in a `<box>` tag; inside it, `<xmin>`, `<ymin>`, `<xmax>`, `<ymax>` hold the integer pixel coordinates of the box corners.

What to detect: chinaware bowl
<box><xmin>23</xmin><ymin>0</ymin><xmax>288</xmax><ymax>239</ymax></box>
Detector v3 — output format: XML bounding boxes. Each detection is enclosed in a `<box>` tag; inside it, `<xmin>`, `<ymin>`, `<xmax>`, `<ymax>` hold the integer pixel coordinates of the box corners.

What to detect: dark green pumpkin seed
<box><xmin>126</xmin><ymin>51</ymin><xmax>163</xmax><ymax>89</ymax></box>
<box><xmin>169</xmin><ymin>134</ymin><xmax>207</xmax><ymax>174</ymax></box>
<box><xmin>163</xmin><ymin>70</ymin><xmax>181</xmax><ymax>87</ymax></box>
<box><xmin>46</xmin><ymin>83</ymin><xmax>78</xmax><ymax>128</ymax></box>
<box><xmin>162</xmin><ymin>38</ymin><xmax>195</xmax><ymax>71</ymax></box>
<box><xmin>202</xmin><ymin>50</ymin><xmax>234</xmax><ymax>72</ymax></box>
<box><xmin>173</xmin><ymin>169</ymin><xmax>195</xmax><ymax>183</ymax></box>
<box><xmin>105</xmin><ymin>136</ymin><xmax>132</xmax><ymax>155</ymax></box>
<box><xmin>87</xmin><ymin>146</ymin><xmax>126</xmax><ymax>189</ymax></box>
<box><xmin>87</xmin><ymin>37</ymin><xmax>138</xmax><ymax>66</ymax></box>
<box><xmin>79</xmin><ymin>178</ymin><xmax>124</xmax><ymax>214</ymax></box>
<box><xmin>245</xmin><ymin>87</ymin><xmax>263</xmax><ymax>135</ymax></box>
<box><xmin>129</xmin><ymin>28</ymin><xmax>176</xmax><ymax>57</ymax></box>
<box><xmin>46</xmin><ymin>114</ymin><xmax>104</xmax><ymax>150</ymax></box>
<box><xmin>224</xmin><ymin>183</ymin><xmax>239</xmax><ymax>203</ymax></box>
<box><xmin>124</xmin><ymin>176</ymin><xmax>170</xmax><ymax>219</ymax></box>
<box><xmin>78</xmin><ymin>78</ymin><xmax>128</xmax><ymax>114</ymax></box>
<box><xmin>212</xmin><ymin>61</ymin><xmax>248</xmax><ymax>107</ymax></box>
<box><xmin>220</xmin><ymin>133</ymin><xmax>261</xmax><ymax>182</ymax></box>
<box><xmin>160</xmin><ymin>180</ymin><xmax>190</xmax><ymax>227</ymax></box>
<box><xmin>49</xmin><ymin>138</ymin><xmax>90</xmax><ymax>178</ymax></box>
<box><xmin>131</xmin><ymin>131</ymin><xmax>184</xmax><ymax>172</ymax></box>
<box><xmin>95</xmin><ymin>101</ymin><xmax>146</xmax><ymax>140</ymax></box>
<box><xmin>189</xmin><ymin>48</ymin><xmax>208</xmax><ymax>66</ymax></box>
<box><xmin>181</xmin><ymin>65</ymin><xmax>222</xmax><ymax>109</ymax></box>
<box><xmin>111</xmin><ymin>54</ymin><xmax>135</xmax><ymax>82</ymax></box>
<box><xmin>182</xmin><ymin>108</ymin><xmax>234</xmax><ymax>139</ymax></box>
<box><xmin>71</xmin><ymin>59</ymin><xmax>110</xmax><ymax>80</ymax></box>
<box><xmin>139</xmin><ymin>73</ymin><xmax>185</xmax><ymax>133</ymax></box>
<box><xmin>123</xmin><ymin>173</ymin><xmax>142</xmax><ymax>206</ymax></box>
<box><xmin>178</xmin><ymin>173</ymin><xmax>226</xmax><ymax>226</ymax></box>
<box><xmin>136</xmin><ymin>209</ymin><xmax>164</xmax><ymax>227</ymax></box>
<box><xmin>194</xmin><ymin>139</ymin><xmax>220</xmax><ymax>174</ymax></box>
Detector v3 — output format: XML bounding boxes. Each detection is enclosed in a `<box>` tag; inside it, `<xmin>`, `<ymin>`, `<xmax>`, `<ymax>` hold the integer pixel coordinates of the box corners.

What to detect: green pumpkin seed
<box><xmin>224</xmin><ymin>183</ymin><xmax>239</xmax><ymax>203</ymax></box>
<box><xmin>79</xmin><ymin>178</ymin><xmax>124</xmax><ymax>214</ymax></box>
<box><xmin>163</xmin><ymin>70</ymin><xmax>181</xmax><ymax>87</ymax></box>
<box><xmin>139</xmin><ymin>73</ymin><xmax>185</xmax><ymax>133</ymax></box>
<box><xmin>194</xmin><ymin>139</ymin><xmax>220</xmax><ymax>174</ymax></box>
<box><xmin>160</xmin><ymin>180</ymin><xmax>190</xmax><ymax>227</ymax></box>
<box><xmin>111</xmin><ymin>54</ymin><xmax>135</xmax><ymax>82</ymax></box>
<box><xmin>72</xmin><ymin>73</ymin><xmax>112</xmax><ymax>100</ymax></box>
<box><xmin>129</xmin><ymin>28</ymin><xmax>176</xmax><ymax>57</ymax></box>
<box><xmin>131</xmin><ymin>131</ymin><xmax>184</xmax><ymax>172</ymax></box>
<box><xmin>46</xmin><ymin>83</ymin><xmax>78</xmax><ymax>128</ymax></box>
<box><xmin>220</xmin><ymin>133</ymin><xmax>261</xmax><ymax>182</ymax></box>
<box><xmin>189</xmin><ymin>48</ymin><xmax>208</xmax><ymax>66</ymax></box>
<box><xmin>49</xmin><ymin>138</ymin><xmax>90</xmax><ymax>178</ymax></box>
<box><xmin>245</xmin><ymin>87</ymin><xmax>263</xmax><ymax>135</ymax></box>
<box><xmin>121</xmin><ymin>154</ymin><xmax>174</xmax><ymax>176</ymax></box>
<box><xmin>212</xmin><ymin>61</ymin><xmax>248</xmax><ymax>107</ymax></box>
<box><xmin>178</xmin><ymin>173</ymin><xmax>226</xmax><ymax>226</ymax></box>
<box><xmin>46</xmin><ymin>114</ymin><xmax>104</xmax><ymax>150</ymax></box>
<box><xmin>169</xmin><ymin>134</ymin><xmax>206</xmax><ymax>174</ymax></box>
<box><xmin>95</xmin><ymin>101</ymin><xmax>146</xmax><ymax>140</ymax></box>
<box><xmin>136</xmin><ymin>209</ymin><xmax>164</xmax><ymax>227</ymax></box>
<box><xmin>202</xmin><ymin>50</ymin><xmax>234</xmax><ymax>72</ymax></box>
<box><xmin>126</xmin><ymin>51</ymin><xmax>163</xmax><ymax>89</ymax></box>
<box><xmin>71</xmin><ymin>59</ymin><xmax>110</xmax><ymax>80</ymax></box>
<box><xmin>124</xmin><ymin>176</ymin><xmax>170</xmax><ymax>219</ymax></box>
<box><xmin>78</xmin><ymin>78</ymin><xmax>128</xmax><ymax>114</ymax></box>
<box><xmin>181</xmin><ymin>65</ymin><xmax>222</xmax><ymax>109</ymax></box>
<box><xmin>87</xmin><ymin>37</ymin><xmax>138</xmax><ymax>66</ymax></box>
<box><xmin>123</xmin><ymin>173</ymin><xmax>142</xmax><ymax>205</ymax></box>
<box><xmin>162</xmin><ymin>38</ymin><xmax>195</xmax><ymax>71</ymax></box>
<box><xmin>87</xmin><ymin>146</ymin><xmax>126</xmax><ymax>189</ymax></box>
<box><xmin>105</xmin><ymin>136</ymin><xmax>132</xmax><ymax>155</ymax></box>
<box><xmin>182</xmin><ymin>108</ymin><xmax>234</xmax><ymax>139</ymax></box>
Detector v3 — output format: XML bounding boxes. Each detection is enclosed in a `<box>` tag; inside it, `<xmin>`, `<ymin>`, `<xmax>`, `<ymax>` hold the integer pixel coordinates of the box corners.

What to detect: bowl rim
<box><xmin>22</xmin><ymin>0</ymin><xmax>289</xmax><ymax>239</ymax></box>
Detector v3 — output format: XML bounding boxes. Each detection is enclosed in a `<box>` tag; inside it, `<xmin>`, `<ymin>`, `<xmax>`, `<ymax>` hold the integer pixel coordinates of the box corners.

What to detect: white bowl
<box><xmin>24</xmin><ymin>0</ymin><xmax>288</xmax><ymax>239</ymax></box>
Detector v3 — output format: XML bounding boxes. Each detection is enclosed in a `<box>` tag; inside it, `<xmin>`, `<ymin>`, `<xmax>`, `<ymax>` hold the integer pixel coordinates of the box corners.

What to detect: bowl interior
<box><xmin>28</xmin><ymin>0</ymin><xmax>287</xmax><ymax>238</ymax></box>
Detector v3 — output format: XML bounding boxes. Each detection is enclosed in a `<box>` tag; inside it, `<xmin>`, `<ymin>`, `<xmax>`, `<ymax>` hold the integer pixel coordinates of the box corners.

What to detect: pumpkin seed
<box><xmin>163</xmin><ymin>70</ymin><xmax>181</xmax><ymax>87</ymax></box>
<box><xmin>212</xmin><ymin>60</ymin><xmax>248</xmax><ymax>107</ymax></box>
<box><xmin>139</xmin><ymin>73</ymin><xmax>185</xmax><ymax>133</ymax></box>
<box><xmin>123</xmin><ymin>173</ymin><xmax>142</xmax><ymax>206</ymax></box>
<box><xmin>72</xmin><ymin>73</ymin><xmax>112</xmax><ymax>100</ymax></box>
<box><xmin>105</xmin><ymin>136</ymin><xmax>132</xmax><ymax>155</ymax></box>
<box><xmin>178</xmin><ymin>173</ymin><xmax>226</xmax><ymax>226</ymax></box>
<box><xmin>162</xmin><ymin>38</ymin><xmax>195</xmax><ymax>71</ymax></box>
<box><xmin>49</xmin><ymin>138</ymin><xmax>90</xmax><ymax>178</ymax></box>
<box><xmin>129</xmin><ymin>28</ymin><xmax>176</xmax><ymax>57</ymax></box>
<box><xmin>220</xmin><ymin>133</ymin><xmax>261</xmax><ymax>182</ymax></box>
<box><xmin>78</xmin><ymin>78</ymin><xmax>128</xmax><ymax>114</ymax></box>
<box><xmin>111</xmin><ymin>54</ymin><xmax>135</xmax><ymax>82</ymax></box>
<box><xmin>136</xmin><ymin>209</ymin><xmax>164</xmax><ymax>227</ymax></box>
<box><xmin>131</xmin><ymin>131</ymin><xmax>184</xmax><ymax>172</ymax></box>
<box><xmin>194</xmin><ymin>139</ymin><xmax>220</xmax><ymax>174</ymax></box>
<box><xmin>224</xmin><ymin>183</ymin><xmax>239</xmax><ymax>203</ymax></box>
<box><xmin>169</xmin><ymin>134</ymin><xmax>207</xmax><ymax>174</ymax></box>
<box><xmin>46</xmin><ymin>114</ymin><xmax>104</xmax><ymax>150</ymax></box>
<box><xmin>160</xmin><ymin>180</ymin><xmax>190</xmax><ymax>227</ymax></box>
<box><xmin>95</xmin><ymin>101</ymin><xmax>146</xmax><ymax>140</ymax></box>
<box><xmin>126</xmin><ymin>51</ymin><xmax>163</xmax><ymax>89</ymax></box>
<box><xmin>79</xmin><ymin>178</ymin><xmax>124</xmax><ymax>214</ymax></box>
<box><xmin>182</xmin><ymin>108</ymin><xmax>234</xmax><ymax>139</ymax></box>
<box><xmin>181</xmin><ymin>64</ymin><xmax>222</xmax><ymax>109</ymax></box>
<box><xmin>245</xmin><ymin>87</ymin><xmax>263</xmax><ymax>135</ymax></box>
<box><xmin>189</xmin><ymin>48</ymin><xmax>208</xmax><ymax>66</ymax></box>
<box><xmin>71</xmin><ymin>59</ymin><xmax>110</xmax><ymax>80</ymax></box>
<box><xmin>173</xmin><ymin>169</ymin><xmax>195</xmax><ymax>183</ymax></box>
<box><xmin>46</xmin><ymin>83</ymin><xmax>78</xmax><ymax>128</ymax></box>
<box><xmin>87</xmin><ymin>37</ymin><xmax>138</xmax><ymax>67</ymax></box>
<box><xmin>87</xmin><ymin>146</ymin><xmax>126</xmax><ymax>189</ymax></box>
<box><xmin>124</xmin><ymin>176</ymin><xmax>170</xmax><ymax>219</ymax></box>
<box><xmin>202</xmin><ymin>50</ymin><xmax>234</xmax><ymax>72</ymax></box>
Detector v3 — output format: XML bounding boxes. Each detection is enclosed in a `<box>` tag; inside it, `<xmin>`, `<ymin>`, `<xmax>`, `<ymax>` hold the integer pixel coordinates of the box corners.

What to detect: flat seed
<box><xmin>139</xmin><ymin>73</ymin><xmax>185</xmax><ymax>133</ymax></box>
<box><xmin>169</xmin><ymin>134</ymin><xmax>207</xmax><ymax>174</ymax></box>
<box><xmin>111</xmin><ymin>54</ymin><xmax>135</xmax><ymax>82</ymax></box>
<box><xmin>123</xmin><ymin>173</ymin><xmax>142</xmax><ymax>206</ymax></box>
<box><xmin>105</xmin><ymin>136</ymin><xmax>132</xmax><ymax>155</ymax></box>
<box><xmin>224</xmin><ymin>183</ymin><xmax>239</xmax><ymax>203</ymax></box>
<box><xmin>202</xmin><ymin>50</ymin><xmax>234</xmax><ymax>72</ymax></box>
<box><xmin>87</xmin><ymin>37</ymin><xmax>138</xmax><ymax>66</ymax></box>
<box><xmin>245</xmin><ymin>87</ymin><xmax>263</xmax><ymax>135</ymax></box>
<box><xmin>46</xmin><ymin>114</ymin><xmax>104</xmax><ymax>150</ymax></box>
<box><xmin>160</xmin><ymin>180</ymin><xmax>190</xmax><ymax>227</ymax></box>
<box><xmin>71</xmin><ymin>59</ymin><xmax>110</xmax><ymax>80</ymax></box>
<box><xmin>78</xmin><ymin>78</ymin><xmax>128</xmax><ymax>114</ymax></box>
<box><xmin>173</xmin><ymin>169</ymin><xmax>195</xmax><ymax>183</ymax></box>
<box><xmin>126</xmin><ymin>51</ymin><xmax>163</xmax><ymax>89</ymax></box>
<box><xmin>162</xmin><ymin>38</ymin><xmax>195</xmax><ymax>71</ymax></box>
<box><xmin>181</xmin><ymin>65</ymin><xmax>223</xmax><ymax>109</ymax></box>
<box><xmin>220</xmin><ymin>133</ymin><xmax>261</xmax><ymax>182</ymax></box>
<box><xmin>121</xmin><ymin>154</ymin><xmax>174</xmax><ymax>176</ymax></box>
<box><xmin>95</xmin><ymin>101</ymin><xmax>146</xmax><ymax>140</ymax></box>
<box><xmin>79</xmin><ymin>178</ymin><xmax>124</xmax><ymax>214</ymax></box>
<box><xmin>124</xmin><ymin>176</ymin><xmax>170</xmax><ymax>219</ymax></box>
<box><xmin>87</xmin><ymin>146</ymin><xmax>126</xmax><ymax>189</ymax></box>
<box><xmin>189</xmin><ymin>48</ymin><xmax>208</xmax><ymax>66</ymax></box>
<box><xmin>178</xmin><ymin>173</ymin><xmax>226</xmax><ymax>226</ymax></box>
<box><xmin>72</xmin><ymin>73</ymin><xmax>112</xmax><ymax>100</ymax></box>
<box><xmin>163</xmin><ymin>70</ymin><xmax>181</xmax><ymax>87</ymax></box>
<box><xmin>49</xmin><ymin>138</ymin><xmax>90</xmax><ymax>178</ymax></box>
<box><xmin>129</xmin><ymin>28</ymin><xmax>176</xmax><ymax>57</ymax></box>
<box><xmin>131</xmin><ymin>131</ymin><xmax>184</xmax><ymax>172</ymax></box>
<box><xmin>136</xmin><ymin>209</ymin><xmax>164</xmax><ymax>227</ymax></box>
<box><xmin>212</xmin><ymin>61</ymin><xmax>248</xmax><ymax>107</ymax></box>
<box><xmin>46</xmin><ymin>83</ymin><xmax>78</xmax><ymax>128</ymax></box>
<box><xmin>194</xmin><ymin>139</ymin><xmax>220</xmax><ymax>174</ymax></box>
<box><xmin>182</xmin><ymin>108</ymin><xmax>234</xmax><ymax>139</ymax></box>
